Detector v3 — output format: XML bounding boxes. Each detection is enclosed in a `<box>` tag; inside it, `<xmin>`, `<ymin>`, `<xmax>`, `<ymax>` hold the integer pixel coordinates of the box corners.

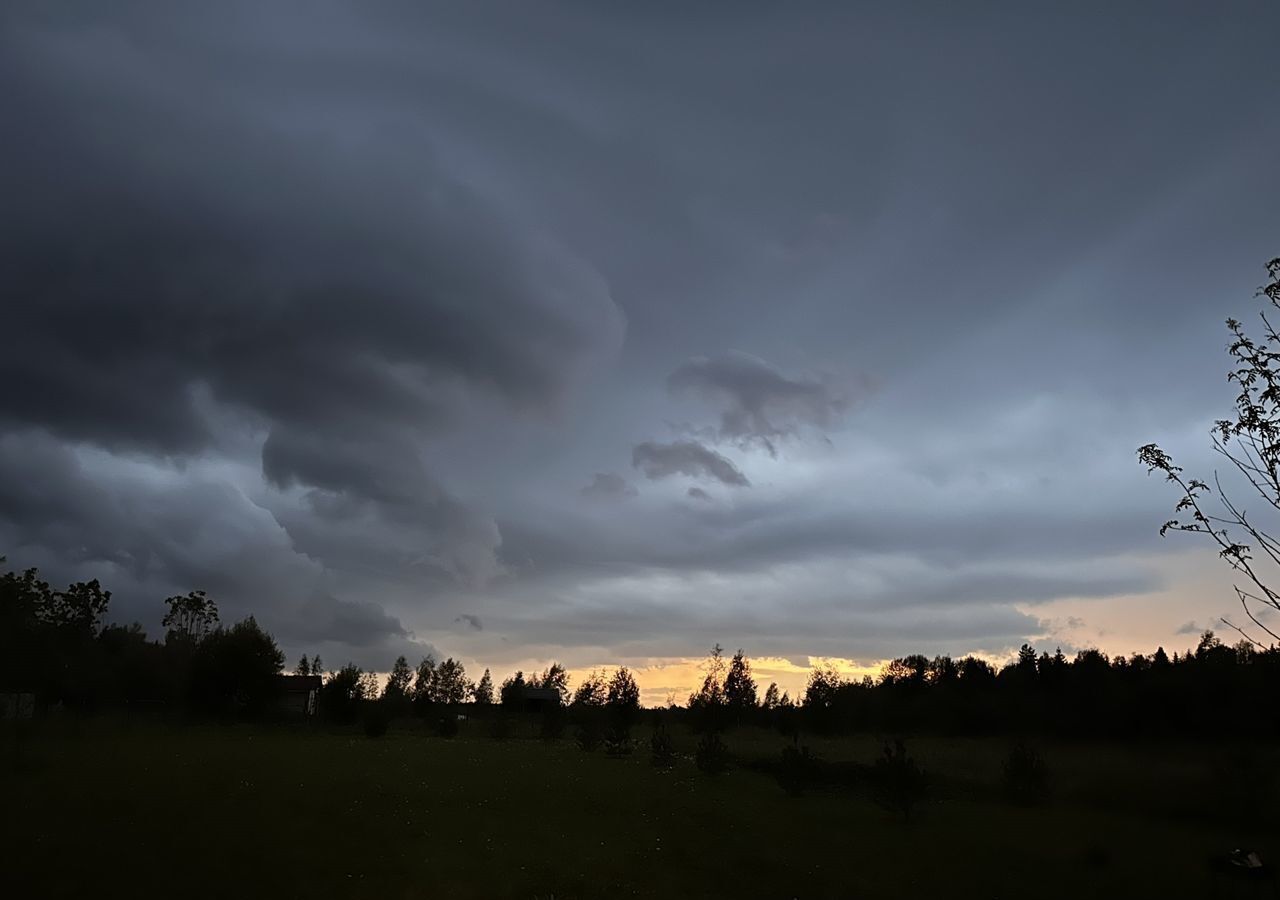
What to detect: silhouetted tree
<box><xmin>531</xmin><ymin>662</ymin><xmax>570</xmax><ymax>706</ymax></box>
<box><xmin>1139</xmin><ymin>255</ymin><xmax>1280</xmax><ymax>645</ymax></box>
<box><xmin>723</xmin><ymin>650</ymin><xmax>758</xmax><ymax>722</ymax></box>
<box><xmin>499</xmin><ymin>671</ymin><xmax>525</xmax><ymax>708</ymax></box>
<box><xmin>606</xmin><ymin>667</ymin><xmax>641</xmax><ymax>726</ymax></box>
<box><xmin>412</xmin><ymin>656</ymin><xmax>437</xmax><ymax>715</ymax></box>
<box><xmin>320</xmin><ymin>663</ymin><xmax>377</xmax><ymax>724</ymax></box>
<box><xmin>1002</xmin><ymin>741</ymin><xmax>1050</xmax><ymax>806</ymax></box>
<box><xmin>761</xmin><ymin>682</ymin><xmax>781</xmax><ymax>710</ymax></box>
<box><xmin>162</xmin><ymin>590</ymin><xmax>219</xmax><ymax>643</ymax></box>
<box><xmin>382</xmin><ymin>655</ymin><xmax>413</xmax><ymax>715</ymax></box>
<box><xmin>473</xmin><ymin>668</ymin><xmax>494</xmax><ymax>705</ymax></box>
<box><xmin>695</xmin><ymin>730</ymin><xmax>730</xmax><ymax>774</ymax></box>
<box><xmin>572</xmin><ymin>669</ymin><xmax>608</xmax><ymax>708</ymax></box>
<box><xmin>688</xmin><ymin>644</ymin><xmax>728</xmax><ymax>731</ymax></box>
<box><xmin>311</xmin><ymin>655</ymin><xmax>323</xmax><ymax>676</ymax></box>
<box><xmin>189</xmin><ymin>616</ymin><xmax>285</xmax><ymax>715</ymax></box>
<box><xmin>650</xmin><ymin>722</ymin><xmax>678</xmax><ymax>769</ymax></box>
<box><xmin>434</xmin><ymin>658</ymin><xmax>470</xmax><ymax>706</ymax></box>
<box><xmin>294</xmin><ymin>654</ymin><xmax>311</xmax><ymax>676</ymax></box>
<box><xmin>873</xmin><ymin>739</ymin><xmax>926</xmax><ymax>823</ymax></box>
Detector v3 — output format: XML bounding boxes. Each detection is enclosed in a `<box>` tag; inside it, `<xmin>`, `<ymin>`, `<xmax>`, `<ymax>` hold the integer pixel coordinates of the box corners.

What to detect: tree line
<box><xmin>3</xmin><ymin>559</ymin><xmax>1278</xmax><ymax>736</ymax></box>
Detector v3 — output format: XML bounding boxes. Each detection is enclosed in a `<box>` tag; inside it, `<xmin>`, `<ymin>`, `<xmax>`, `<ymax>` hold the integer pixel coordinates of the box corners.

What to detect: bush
<box><xmin>362</xmin><ymin>701</ymin><xmax>390</xmax><ymax>738</ymax></box>
<box><xmin>873</xmin><ymin>739</ymin><xmax>926</xmax><ymax>822</ymax></box>
<box><xmin>1002</xmin><ymin>741</ymin><xmax>1049</xmax><ymax>805</ymax></box>
<box><xmin>650</xmin><ymin>724</ymin><xmax>677</xmax><ymax>769</ymax></box>
<box><xmin>575</xmin><ymin>721</ymin><xmax>602</xmax><ymax>752</ymax></box>
<box><xmin>777</xmin><ymin>743</ymin><xmax>821</xmax><ymax>797</ymax></box>
<box><xmin>604</xmin><ymin>724</ymin><xmax>633</xmax><ymax>757</ymax></box>
<box><xmin>695</xmin><ymin>731</ymin><xmax>731</xmax><ymax>775</ymax></box>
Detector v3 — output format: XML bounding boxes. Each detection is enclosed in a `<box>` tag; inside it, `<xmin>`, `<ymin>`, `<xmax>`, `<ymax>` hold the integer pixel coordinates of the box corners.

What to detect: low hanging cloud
<box><xmin>667</xmin><ymin>351</ymin><xmax>858</xmax><ymax>454</ymax></box>
<box><xmin>580</xmin><ymin>472</ymin><xmax>638</xmax><ymax>499</ymax></box>
<box><xmin>632</xmin><ymin>440</ymin><xmax>750</xmax><ymax>487</ymax></box>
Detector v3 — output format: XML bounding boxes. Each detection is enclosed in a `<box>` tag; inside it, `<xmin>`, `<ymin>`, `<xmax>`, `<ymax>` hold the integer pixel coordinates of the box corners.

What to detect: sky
<box><xmin>2</xmin><ymin>2</ymin><xmax>1278</xmax><ymax>704</ymax></box>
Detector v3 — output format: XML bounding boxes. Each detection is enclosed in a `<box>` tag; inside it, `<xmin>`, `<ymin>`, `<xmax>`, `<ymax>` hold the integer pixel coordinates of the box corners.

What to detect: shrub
<box><xmin>575</xmin><ymin>721</ymin><xmax>603</xmax><ymax>752</ymax></box>
<box><xmin>873</xmin><ymin>739</ymin><xmax>926</xmax><ymax>822</ymax></box>
<box><xmin>777</xmin><ymin>743</ymin><xmax>821</xmax><ymax>797</ymax></box>
<box><xmin>650</xmin><ymin>724</ymin><xmax>677</xmax><ymax>769</ymax></box>
<box><xmin>1002</xmin><ymin>741</ymin><xmax>1049</xmax><ymax>805</ymax></box>
<box><xmin>604</xmin><ymin>724</ymin><xmax>633</xmax><ymax>757</ymax></box>
<box><xmin>695</xmin><ymin>731</ymin><xmax>731</xmax><ymax>775</ymax></box>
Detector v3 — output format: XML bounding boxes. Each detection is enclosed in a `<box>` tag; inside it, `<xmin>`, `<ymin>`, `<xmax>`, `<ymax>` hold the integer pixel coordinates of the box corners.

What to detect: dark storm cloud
<box><xmin>0</xmin><ymin>7</ymin><xmax>623</xmax><ymax>453</ymax></box>
<box><xmin>1</xmin><ymin>2</ymin><xmax>1276</xmax><ymax>673</ymax></box>
<box><xmin>0</xmin><ymin>431</ymin><xmax>413</xmax><ymax>655</ymax></box>
<box><xmin>0</xmin><ymin>5</ymin><xmax>621</xmax><ymax>593</ymax></box>
<box><xmin>580</xmin><ymin>472</ymin><xmax>638</xmax><ymax>499</ymax></box>
<box><xmin>667</xmin><ymin>352</ymin><xmax>856</xmax><ymax>454</ymax></box>
<box><xmin>632</xmin><ymin>441</ymin><xmax>750</xmax><ymax>487</ymax></box>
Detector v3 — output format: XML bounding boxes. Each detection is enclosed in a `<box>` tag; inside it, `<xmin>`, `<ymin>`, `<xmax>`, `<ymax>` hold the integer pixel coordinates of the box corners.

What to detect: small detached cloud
<box><xmin>1176</xmin><ymin>620</ymin><xmax>1218</xmax><ymax>636</ymax></box>
<box><xmin>455</xmin><ymin>614</ymin><xmax>484</xmax><ymax>631</ymax></box>
<box><xmin>632</xmin><ymin>440</ymin><xmax>750</xmax><ymax>487</ymax></box>
<box><xmin>687</xmin><ymin>487</ymin><xmax>712</xmax><ymax>502</ymax></box>
<box><xmin>580</xmin><ymin>472</ymin><xmax>638</xmax><ymax>499</ymax></box>
<box><xmin>667</xmin><ymin>351</ymin><xmax>862</xmax><ymax>455</ymax></box>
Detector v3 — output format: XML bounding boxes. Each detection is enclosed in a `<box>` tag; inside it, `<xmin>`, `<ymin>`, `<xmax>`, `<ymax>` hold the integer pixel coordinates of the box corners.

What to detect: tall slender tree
<box><xmin>473</xmin><ymin>668</ymin><xmax>494</xmax><ymax>705</ymax></box>
<box><xmin>723</xmin><ymin>649</ymin><xmax>758</xmax><ymax>714</ymax></box>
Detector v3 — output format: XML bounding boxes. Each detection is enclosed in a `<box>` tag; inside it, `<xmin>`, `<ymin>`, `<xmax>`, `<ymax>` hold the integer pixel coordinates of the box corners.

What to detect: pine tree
<box><xmin>295</xmin><ymin>654</ymin><xmax>310</xmax><ymax>676</ymax></box>
<box><xmin>723</xmin><ymin>649</ymin><xmax>758</xmax><ymax>714</ymax></box>
<box><xmin>473</xmin><ymin>668</ymin><xmax>494</xmax><ymax>705</ymax></box>
<box><xmin>761</xmin><ymin>682</ymin><xmax>781</xmax><ymax>710</ymax></box>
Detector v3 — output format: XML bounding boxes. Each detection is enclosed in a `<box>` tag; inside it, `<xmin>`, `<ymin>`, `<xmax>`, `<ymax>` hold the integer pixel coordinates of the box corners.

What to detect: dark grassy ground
<box><xmin>3</xmin><ymin>719</ymin><xmax>1277</xmax><ymax>899</ymax></box>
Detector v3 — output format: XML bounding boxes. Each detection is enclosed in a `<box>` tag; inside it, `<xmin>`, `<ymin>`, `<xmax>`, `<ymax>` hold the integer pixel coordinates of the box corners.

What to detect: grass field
<box><xmin>4</xmin><ymin>720</ymin><xmax>1277</xmax><ymax>899</ymax></box>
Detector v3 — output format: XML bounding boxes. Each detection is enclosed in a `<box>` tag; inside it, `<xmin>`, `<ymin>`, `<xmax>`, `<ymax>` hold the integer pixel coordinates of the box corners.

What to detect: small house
<box><xmin>274</xmin><ymin>674</ymin><xmax>321</xmax><ymax>717</ymax></box>
<box><xmin>518</xmin><ymin>686</ymin><xmax>561</xmax><ymax>715</ymax></box>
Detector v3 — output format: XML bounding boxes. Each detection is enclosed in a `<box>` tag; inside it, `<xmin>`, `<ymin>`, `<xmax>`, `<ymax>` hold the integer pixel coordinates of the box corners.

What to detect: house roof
<box><xmin>275</xmin><ymin>674</ymin><xmax>322</xmax><ymax>691</ymax></box>
<box><xmin>520</xmin><ymin>687</ymin><xmax>561</xmax><ymax>702</ymax></box>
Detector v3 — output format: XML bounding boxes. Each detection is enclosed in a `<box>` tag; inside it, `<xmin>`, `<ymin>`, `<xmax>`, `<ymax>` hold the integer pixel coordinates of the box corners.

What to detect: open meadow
<box><xmin>4</xmin><ymin>720</ymin><xmax>1277</xmax><ymax>899</ymax></box>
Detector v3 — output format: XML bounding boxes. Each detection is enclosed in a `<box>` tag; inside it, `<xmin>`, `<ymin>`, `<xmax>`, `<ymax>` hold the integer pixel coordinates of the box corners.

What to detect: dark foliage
<box><xmin>188</xmin><ymin>617</ymin><xmax>286</xmax><ymax>716</ymax></box>
<box><xmin>362</xmin><ymin>700</ymin><xmax>391</xmax><ymax>738</ymax></box>
<box><xmin>319</xmin><ymin>664</ymin><xmax>377</xmax><ymax>725</ymax></box>
<box><xmin>650</xmin><ymin>723</ymin><xmax>678</xmax><ymax>769</ymax></box>
<box><xmin>1002</xmin><ymin>741</ymin><xmax>1050</xmax><ymax>806</ymax></box>
<box><xmin>695</xmin><ymin>730</ymin><xmax>731</xmax><ymax>775</ymax></box>
<box><xmin>540</xmin><ymin>704</ymin><xmax>567</xmax><ymax>740</ymax></box>
<box><xmin>603</xmin><ymin>724</ymin><xmax>634</xmax><ymax>757</ymax></box>
<box><xmin>575</xmin><ymin>721</ymin><xmax>603</xmax><ymax>752</ymax></box>
<box><xmin>873</xmin><ymin>739</ymin><xmax>927</xmax><ymax>822</ymax></box>
<box><xmin>777</xmin><ymin>743</ymin><xmax>823</xmax><ymax>797</ymax></box>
